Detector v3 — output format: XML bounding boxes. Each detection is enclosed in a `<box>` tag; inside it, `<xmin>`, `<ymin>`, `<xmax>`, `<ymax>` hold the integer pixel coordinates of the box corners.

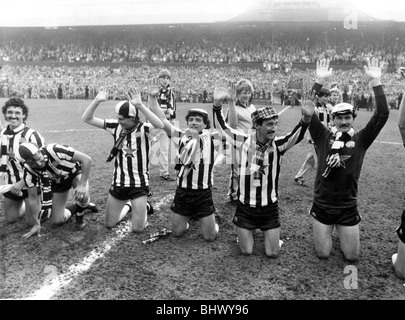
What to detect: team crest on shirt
<box><xmin>123</xmin><ymin>148</ymin><xmax>137</xmax><ymax>158</ymax></box>
<box><xmin>346</xmin><ymin>141</ymin><xmax>355</xmax><ymax>148</ymax></box>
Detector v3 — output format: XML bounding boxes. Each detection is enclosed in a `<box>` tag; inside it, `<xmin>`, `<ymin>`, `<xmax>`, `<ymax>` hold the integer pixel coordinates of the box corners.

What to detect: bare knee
<box><xmin>240</xmin><ymin>249</ymin><xmax>253</xmax><ymax>255</ymax></box>
<box><xmin>51</xmin><ymin>218</ymin><xmax>66</xmax><ymax>226</ymax></box>
<box><xmin>172</xmin><ymin>222</ymin><xmax>189</xmax><ymax>238</ymax></box>
<box><xmin>132</xmin><ymin>225</ymin><xmax>146</xmax><ymax>233</ymax></box>
<box><xmin>316</xmin><ymin>250</ymin><xmax>330</xmax><ymax>259</ymax></box>
<box><xmin>394</xmin><ymin>268</ymin><xmax>405</xmax><ymax>280</ymax></box>
<box><xmin>344</xmin><ymin>253</ymin><xmax>359</xmax><ymax>263</ymax></box>
<box><xmin>265</xmin><ymin>248</ymin><xmax>280</xmax><ymax>258</ymax></box>
<box><xmin>203</xmin><ymin>233</ymin><xmax>216</xmax><ymax>242</ymax></box>
<box><xmin>5</xmin><ymin>215</ymin><xmax>19</xmax><ymax>224</ymax></box>
<box><xmin>173</xmin><ymin>229</ymin><xmax>186</xmax><ymax>237</ymax></box>
<box><xmin>239</xmin><ymin>245</ymin><xmax>253</xmax><ymax>255</ymax></box>
<box><xmin>202</xmin><ymin>224</ymin><xmax>218</xmax><ymax>242</ymax></box>
<box><xmin>105</xmin><ymin>215</ymin><xmax>119</xmax><ymax>229</ymax></box>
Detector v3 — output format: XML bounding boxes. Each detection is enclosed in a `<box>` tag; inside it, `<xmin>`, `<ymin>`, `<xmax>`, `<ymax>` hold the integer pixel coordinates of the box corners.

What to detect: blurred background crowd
<box><xmin>1</xmin><ymin>23</ymin><xmax>404</xmax><ymax>108</ymax></box>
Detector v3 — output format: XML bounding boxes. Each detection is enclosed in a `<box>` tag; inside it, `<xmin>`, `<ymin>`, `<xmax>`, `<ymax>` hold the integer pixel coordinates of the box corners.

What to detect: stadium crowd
<box><xmin>1</xmin><ymin>63</ymin><xmax>404</xmax><ymax>109</ymax></box>
<box><xmin>1</xmin><ymin>26</ymin><xmax>405</xmax><ymax>67</ymax></box>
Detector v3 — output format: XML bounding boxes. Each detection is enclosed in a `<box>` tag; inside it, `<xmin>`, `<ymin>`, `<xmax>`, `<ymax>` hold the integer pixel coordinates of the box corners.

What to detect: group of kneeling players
<box><xmin>1</xmin><ymin>58</ymin><xmax>405</xmax><ymax>281</ymax></box>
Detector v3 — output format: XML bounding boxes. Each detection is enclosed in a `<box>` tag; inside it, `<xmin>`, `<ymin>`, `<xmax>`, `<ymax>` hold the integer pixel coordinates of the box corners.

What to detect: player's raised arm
<box><xmin>82</xmin><ymin>90</ymin><xmax>108</xmax><ymax>128</ymax></box>
<box><xmin>128</xmin><ymin>87</ymin><xmax>164</xmax><ymax>129</ymax></box>
<box><xmin>398</xmin><ymin>88</ymin><xmax>405</xmax><ymax>145</ymax></box>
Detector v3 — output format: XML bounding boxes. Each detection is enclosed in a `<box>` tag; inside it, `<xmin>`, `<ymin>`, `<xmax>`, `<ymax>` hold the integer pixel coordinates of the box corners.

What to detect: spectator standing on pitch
<box><xmin>57</xmin><ymin>84</ymin><xmax>63</xmax><ymax>100</ymax></box>
<box><xmin>82</xmin><ymin>87</ymin><xmax>163</xmax><ymax>232</ymax></box>
<box><xmin>212</xmin><ymin>86</ymin><xmax>313</xmax><ymax>257</ymax></box>
<box><xmin>150</xmin><ymin>90</ymin><xmax>220</xmax><ymax>241</ymax></box>
<box><xmin>153</xmin><ymin>68</ymin><xmax>176</xmax><ymax>181</ymax></box>
<box><xmin>294</xmin><ymin>88</ymin><xmax>331</xmax><ymax>185</ymax></box>
<box><xmin>84</xmin><ymin>85</ymin><xmax>89</xmax><ymax>100</ymax></box>
<box><xmin>225</xmin><ymin>79</ymin><xmax>256</xmax><ymax>202</ymax></box>
<box><xmin>0</xmin><ymin>98</ymin><xmax>45</xmax><ymax>224</ymax></box>
<box><xmin>18</xmin><ymin>142</ymin><xmax>98</xmax><ymax>238</ymax></box>
<box><xmin>307</xmin><ymin>58</ymin><xmax>389</xmax><ymax>262</ymax></box>
<box><xmin>392</xmin><ymin>85</ymin><xmax>405</xmax><ymax>279</ymax></box>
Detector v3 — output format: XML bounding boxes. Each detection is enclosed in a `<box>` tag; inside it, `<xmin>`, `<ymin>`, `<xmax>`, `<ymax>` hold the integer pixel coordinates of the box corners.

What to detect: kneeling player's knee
<box><xmin>265</xmin><ymin>248</ymin><xmax>280</xmax><ymax>258</ymax></box>
<box><xmin>394</xmin><ymin>267</ymin><xmax>405</xmax><ymax>280</ymax></box>
<box><xmin>316</xmin><ymin>251</ymin><xmax>330</xmax><ymax>260</ymax></box>
<box><xmin>51</xmin><ymin>217</ymin><xmax>66</xmax><ymax>226</ymax></box>
<box><xmin>105</xmin><ymin>218</ymin><xmax>117</xmax><ymax>229</ymax></box>
<box><xmin>240</xmin><ymin>246</ymin><xmax>253</xmax><ymax>255</ymax></box>
<box><xmin>132</xmin><ymin>226</ymin><xmax>145</xmax><ymax>233</ymax></box>
<box><xmin>203</xmin><ymin>233</ymin><xmax>216</xmax><ymax>242</ymax></box>
<box><xmin>344</xmin><ymin>252</ymin><xmax>359</xmax><ymax>263</ymax></box>
<box><xmin>5</xmin><ymin>216</ymin><xmax>19</xmax><ymax>224</ymax></box>
<box><xmin>173</xmin><ymin>229</ymin><xmax>186</xmax><ymax>237</ymax></box>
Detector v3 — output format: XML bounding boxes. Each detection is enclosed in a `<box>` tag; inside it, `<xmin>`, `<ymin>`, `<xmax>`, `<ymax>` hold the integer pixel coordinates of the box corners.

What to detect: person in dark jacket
<box><xmin>307</xmin><ymin>58</ymin><xmax>389</xmax><ymax>262</ymax></box>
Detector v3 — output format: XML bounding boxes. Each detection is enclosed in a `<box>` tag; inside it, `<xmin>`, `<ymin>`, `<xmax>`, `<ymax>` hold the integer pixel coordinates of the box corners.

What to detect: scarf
<box><xmin>158</xmin><ymin>85</ymin><xmax>174</xmax><ymax>119</ymax></box>
<box><xmin>25</xmin><ymin>153</ymin><xmax>53</xmax><ymax>212</ymax></box>
<box><xmin>322</xmin><ymin>126</ymin><xmax>355</xmax><ymax>178</ymax></box>
<box><xmin>107</xmin><ymin>122</ymin><xmax>140</xmax><ymax>162</ymax></box>
<box><xmin>250</xmin><ymin>137</ymin><xmax>273</xmax><ymax>187</ymax></box>
<box><xmin>175</xmin><ymin>130</ymin><xmax>209</xmax><ymax>178</ymax></box>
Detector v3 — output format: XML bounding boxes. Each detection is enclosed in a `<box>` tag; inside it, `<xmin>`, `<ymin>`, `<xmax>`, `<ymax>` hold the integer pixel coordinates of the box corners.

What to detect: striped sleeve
<box><xmin>47</xmin><ymin>143</ymin><xmax>75</xmax><ymax>162</ymax></box>
<box><xmin>26</xmin><ymin>129</ymin><xmax>45</xmax><ymax>148</ymax></box>
<box><xmin>275</xmin><ymin>120</ymin><xmax>309</xmax><ymax>155</ymax></box>
<box><xmin>212</xmin><ymin>105</ymin><xmax>248</xmax><ymax>149</ymax></box>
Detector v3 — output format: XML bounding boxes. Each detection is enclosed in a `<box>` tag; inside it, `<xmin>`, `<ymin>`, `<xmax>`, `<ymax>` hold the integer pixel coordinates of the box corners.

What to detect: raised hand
<box><xmin>227</xmin><ymin>81</ymin><xmax>237</xmax><ymax>102</ymax></box>
<box><xmin>95</xmin><ymin>90</ymin><xmax>108</xmax><ymax>103</ymax></box>
<box><xmin>301</xmin><ymin>100</ymin><xmax>316</xmax><ymax>119</ymax></box>
<box><xmin>316</xmin><ymin>59</ymin><xmax>333</xmax><ymax>83</ymax></box>
<box><xmin>148</xmin><ymin>78</ymin><xmax>160</xmax><ymax>98</ymax></box>
<box><xmin>364</xmin><ymin>57</ymin><xmax>383</xmax><ymax>86</ymax></box>
<box><xmin>213</xmin><ymin>86</ymin><xmax>230</xmax><ymax>106</ymax></box>
<box><xmin>127</xmin><ymin>87</ymin><xmax>143</xmax><ymax>107</ymax></box>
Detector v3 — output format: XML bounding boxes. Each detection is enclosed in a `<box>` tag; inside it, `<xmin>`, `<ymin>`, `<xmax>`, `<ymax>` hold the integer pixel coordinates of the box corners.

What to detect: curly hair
<box><xmin>2</xmin><ymin>98</ymin><xmax>29</xmax><ymax>121</ymax></box>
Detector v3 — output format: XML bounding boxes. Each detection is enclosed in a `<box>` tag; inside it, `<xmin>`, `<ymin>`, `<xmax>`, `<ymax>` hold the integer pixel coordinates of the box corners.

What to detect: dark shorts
<box><xmin>170</xmin><ymin>187</ymin><xmax>216</xmax><ymax>219</ymax></box>
<box><xmin>233</xmin><ymin>201</ymin><xmax>280</xmax><ymax>231</ymax></box>
<box><xmin>52</xmin><ymin>170</ymin><xmax>82</xmax><ymax>193</ymax></box>
<box><xmin>3</xmin><ymin>189</ymin><xmax>29</xmax><ymax>201</ymax></box>
<box><xmin>309</xmin><ymin>202</ymin><xmax>361</xmax><ymax>226</ymax></box>
<box><xmin>109</xmin><ymin>185</ymin><xmax>148</xmax><ymax>200</ymax></box>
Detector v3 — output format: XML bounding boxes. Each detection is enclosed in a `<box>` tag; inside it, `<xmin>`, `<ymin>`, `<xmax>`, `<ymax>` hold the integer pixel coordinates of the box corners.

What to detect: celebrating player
<box><xmin>307</xmin><ymin>58</ymin><xmax>389</xmax><ymax>262</ymax></box>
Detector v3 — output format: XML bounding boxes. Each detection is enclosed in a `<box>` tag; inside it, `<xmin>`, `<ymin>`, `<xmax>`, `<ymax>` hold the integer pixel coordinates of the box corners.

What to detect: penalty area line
<box><xmin>22</xmin><ymin>193</ymin><xmax>174</xmax><ymax>300</ymax></box>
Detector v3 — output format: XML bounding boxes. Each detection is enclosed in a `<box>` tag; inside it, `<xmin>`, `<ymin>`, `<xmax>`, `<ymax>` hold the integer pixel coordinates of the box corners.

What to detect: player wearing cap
<box><xmin>308</xmin><ymin>58</ymin><xmax>389</xmax><ymax>262</ymax></box>
<box><xmin>224</xmin><ymin>79</ymin><xmax>256</xmax><ymax>203</ymax></box>
<box><xmin>82</xmin><ymin>87</ymin><xmax>163</xmax><ymax>232</ymax></box>
<box><xmin>294</xmin><ymin>88</ymin><xmax>331</xmax><ymax>185</ymax></box>
<box><xmin>392</xmin><ymin>85</ymin><xmax>405</xmax><ymax>279</ymax></box>
<box><xmin>0</xmin><ymin>97</ymin><xmax>45</xmax><ymax>224</ymax></box>
<box><xmin>150</xmin><ymin>100</ymin><xmax>221</xmax><ymax>241</ymax></box>
<box><xmin>18</xmin><ymin>142</ymin><xmax>98</xmax><ymax>238</ymax></box>
<box><xmin>212</xmin><ymin>87</ymin><xmax>313</xmax><ymax>257</ymax></box>
<box><xmin>150</xmin><ymin>68</ymin><xmax>177</xmax><ymax>182</ymax></box>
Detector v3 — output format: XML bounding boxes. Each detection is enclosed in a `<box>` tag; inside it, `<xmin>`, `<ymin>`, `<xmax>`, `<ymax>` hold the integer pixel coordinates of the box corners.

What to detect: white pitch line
<box><xmin>278</xmin><ymin>105</ymin><xmax>291</xmax><ymax>115</ymax></box>
<box><xmin>22</xmin><ymin>193</ymin><xmax>174</xmax><ymax>300</ymax></box>
<box><xmin>375</xmin><ymin>140</ymin><xmax>402</xmax><ymax>145</ymax></box>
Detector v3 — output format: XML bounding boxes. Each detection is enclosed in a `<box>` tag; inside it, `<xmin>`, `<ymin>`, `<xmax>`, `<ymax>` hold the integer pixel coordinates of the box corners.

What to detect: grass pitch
<box><xmin>1</xmin><ymin>97</ymin><xmax>405</xmax><ymax>301</ymax></box>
